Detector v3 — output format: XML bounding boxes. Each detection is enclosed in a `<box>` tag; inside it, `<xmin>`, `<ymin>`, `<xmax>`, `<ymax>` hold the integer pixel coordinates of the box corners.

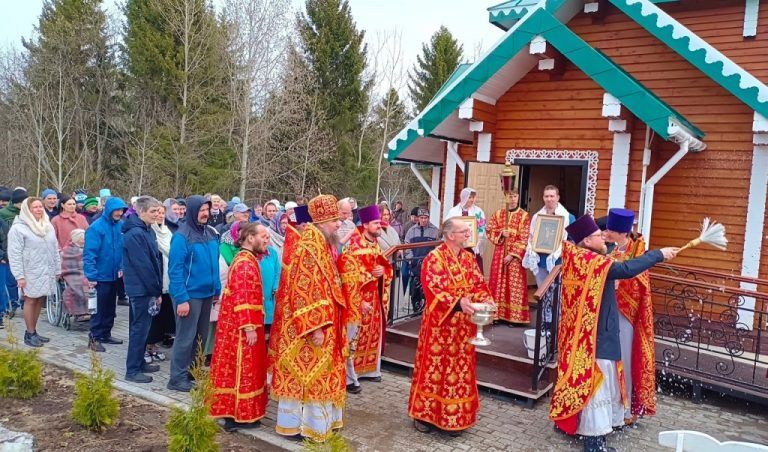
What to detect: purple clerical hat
<box><xmin>566</xmin><ymin>215</ymin><xmax>600</xmax><ymax>244</ymax></box>
<box><xmin>606</xmin><ymin>208</ymin><xmax>635</xmax><ymax>234</ymax></box>
<box><xmin>358</xmin><ymin>205</ymin><xmax>381</xmax><ymax>224</ymax></box>
<box><xmin>294</xmin><ymin>205</ymin><xmax>312</xmax><ymax>224</ymax></box>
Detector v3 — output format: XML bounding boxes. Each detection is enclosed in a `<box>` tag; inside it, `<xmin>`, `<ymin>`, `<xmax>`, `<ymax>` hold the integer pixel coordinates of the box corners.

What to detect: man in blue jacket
<box><xmin>167</xmin><ymin>195</ymin><xmax>221</xmax><ymax>392</ymax></box>
<box><xmin>84</xmin><ymin>196</ymin><xmax>128</xmax><ymax>352</ymax></box>
<box><xmin>123</xmin><ymin>196</ymin><xmax>163</xmax><ymax>383</ymax></box>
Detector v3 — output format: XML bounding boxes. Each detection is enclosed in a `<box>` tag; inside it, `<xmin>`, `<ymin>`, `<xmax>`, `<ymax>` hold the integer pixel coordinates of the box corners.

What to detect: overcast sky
<box><xmin>0</xmin><ymin>0</ymin><xmax>504</xmax><ymax>82</ymax></box>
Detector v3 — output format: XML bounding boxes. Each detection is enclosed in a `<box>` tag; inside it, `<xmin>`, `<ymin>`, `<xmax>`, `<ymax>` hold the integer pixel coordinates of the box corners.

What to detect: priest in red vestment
<box><xmin>550</xmin><ymin>215</ymin><xmax>677</xmax><ymax>452</ymax></box>
<box><xmin>603</xmin><ymin>208</ymin><xmax>656</xmax><ymax>424</ymax></box>
<box><xmin>210</xmin><ymin>222</ymin><xmax>271</xmax><ymax>431</ymax></box>
<box><xmin>408</xmin><ymin>217</ymin><xmax>495</xmax><ymax>435</ymax></box>
<box><xmin>339</xmin><ymin>205</ymin><xmax>394</xmax><ymax>394</ymax></box>
<box><xmin>486</xmin><ymin>190</ymin><xmax>531</xmax><ymax>324</ymax></box>
<box><xmin>267</xmin><ymin>205</ymin><xmax>312</xmax><ymax>375</ymax></box>
<box><xmin>270</xmin><ymin>194</ymin><xmax>347</xmax><ymax>442</ymax></box>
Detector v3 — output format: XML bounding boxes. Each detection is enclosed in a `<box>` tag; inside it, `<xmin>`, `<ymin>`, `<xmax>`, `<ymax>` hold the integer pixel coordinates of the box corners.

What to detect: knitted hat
<box><xmin>42</xmin><ymin>188</ymin><xmax>57</xmax><ymax>199</ymax></box>
<box><xmin>358</xmin><ymin>205</ymin><xmax>381</xmax><ymax>224</ymax></box>
<box><xmin>308</xmin><ymin>194</ymin><xmax>339</xmax><ymax>224</ymax></box>
<box><xmin>70</xmin><ymin>228</ymin><xmax>86</xmax><ymax>245</ymax></box>
<box><xmin>565</xmin><ymin>215</ymin><xmax>600</xmax><ymax>245</ymax></box>
<box><xmin>11</xmin><ymin>188</ymin><xmax>28</xmax><ymax>204</ymax></box>
<box><xmin>0</xmin><ymin>186</ymin><xmax>10</xmax><ymax>202</ymax></box>
<box><xmin>606</xmin><ymin>208</ymin><xmax>635</xmax><ymax>234</ymax></box>
<box><xmin>83</xmin><ymin>197</ymin><xmax>99</xmax><ymax>209</ymax></box>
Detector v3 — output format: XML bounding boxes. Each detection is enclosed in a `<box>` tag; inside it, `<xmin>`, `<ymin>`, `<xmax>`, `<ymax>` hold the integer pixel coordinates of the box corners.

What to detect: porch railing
<box><xmin>385</xmin><ymin>241</ymin><xmax>443</xmax><ymax>326</ymax></box>
<box><xmin>650</xmin><ymin>264</ymin><xmax>768</xmax><ymax>398</ymax></box>
<box><xmin>532</xmin><ymin>265</ymin><xmax>561</xmax><ymax>391</ymax></box>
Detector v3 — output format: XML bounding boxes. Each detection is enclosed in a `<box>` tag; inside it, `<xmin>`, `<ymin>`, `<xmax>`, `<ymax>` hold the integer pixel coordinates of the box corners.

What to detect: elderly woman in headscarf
<box><xmin>163</xmin><ymin>198</ymin><xmax>182</xmax><ymax>233</ymax></box>
<box><xmin>61</xmin><ymin>228</ymin><xmax>89</xmax><ymax>321</ymax></box>
<box><xmin>447</xmin><ymin>187</ymin><xmax>487</xmax><ymax>272</ymax></box>
<box><xmin>147</xmin><ymin>203</ymin><xmax>176</xmax><ymax>360</ymax></box>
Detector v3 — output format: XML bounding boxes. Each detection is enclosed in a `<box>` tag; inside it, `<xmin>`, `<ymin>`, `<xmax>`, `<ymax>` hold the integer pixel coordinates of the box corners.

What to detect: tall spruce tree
<box><xmin>297</xmin><ymin>0</ymin><xmax>375</xmax><ymax>200</ymax></box>
<box><xmin>123</xmin><ymin>0</ymin><xmax>236</xmax><ymax>196</ymax></box>
<box><xmin>408</xmin><ymin>26</ymin><xmax>463</xmax><ymax>112</ymax></box>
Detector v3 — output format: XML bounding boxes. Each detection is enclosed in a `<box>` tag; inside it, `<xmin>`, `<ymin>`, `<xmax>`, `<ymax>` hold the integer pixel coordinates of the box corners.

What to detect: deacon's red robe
<box><xmin>339</xmin><ymin>228</ymin><xmax>394</xmax><ymax>375</ymax></box>
<box><xmin>270</xmin><ymin>224</ymin><xmax>347</xmax><ymax>410</ymax></box>
<box><xmin>610</xmin><ymin>237</ymin><xmax>656</xmax><ymax>418</ymax></box>
<box><xmin>210</xmin><ymin>249</ymin><xmax>268</xmax><ymax>422</ymax></box>
<box><xmin>408</xmin><ymin>243</ymin><xmax>494</xmax><ymax>431</ymax></box>
<box><xmin>486</xmin><ymin>208</ymin><xmax>531</xmax><ymax>323</ymax></box>
<box><xmin>550</xmin><ymin>241</ymin><xmax>613</xmax><ymax>435</ymax></box>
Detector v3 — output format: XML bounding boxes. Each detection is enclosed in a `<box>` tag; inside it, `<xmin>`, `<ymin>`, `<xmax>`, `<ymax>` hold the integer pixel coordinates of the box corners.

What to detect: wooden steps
<box><xmin>383</xmin><ymin>315</ymin><xmax>554</xmax><ymax>405</ymax></box>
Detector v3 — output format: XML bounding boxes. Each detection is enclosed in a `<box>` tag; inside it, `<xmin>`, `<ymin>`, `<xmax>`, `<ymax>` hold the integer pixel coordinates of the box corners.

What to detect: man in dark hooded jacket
<box><xmin>84</xmin><ymin>196</ymin><xmax>128</xmax><ymax>352</ymax></box>
<box><xmin>167</xmin><ymin>195</ymin><xmax>221</xmax><ymax>392</ymax></box>
<box><xmin>123</xmin><ymin>196</ymin><xmax>164</xmax><ymax>383</ymax></box>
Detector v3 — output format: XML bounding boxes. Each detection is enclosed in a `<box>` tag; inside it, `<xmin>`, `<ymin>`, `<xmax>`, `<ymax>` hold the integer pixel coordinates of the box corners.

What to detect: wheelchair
<box><xmin>46</xmin><ymin>280</ymin><xmax>85</xmax><ymax>330</ymax></box>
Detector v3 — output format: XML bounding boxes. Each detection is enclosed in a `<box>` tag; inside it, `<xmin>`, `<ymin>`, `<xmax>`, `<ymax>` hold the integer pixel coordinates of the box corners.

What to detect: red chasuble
<box><xmin>407</xmin><ymin>243</ymin><xmax>494</xmax><ymax>431</ymax></box>
<box><xmin>339</xmin><ymin>228</ymin><xmax>394</xmax><ymax>375</ymax></box>
<box><xmin>210</xmin><ymin>250</ymin><xmax>268</xmax><ymax>422</ymax></box>
<box><xmin>270</xmin><ymin>225</ymin><xmax>347</xmax><ymax>408</ymax></box>
<box><xmin>550</xmin><ymin>241</ymin><xmax>613</xmax><ymax>435</ymax></box>
<box><xmin>486</xmin><ymin>208</ymin><xmax>531</xmax><ymax>323</ymax></box>
<box><xmin>268</xmin><ymin>224</ymin><xmax>302</xmax><ymax>373</ymax></box>
<box><xmin>610</xmin><ymin>237</ymin><xmax>656</xmax><ymax>417</ymax></box>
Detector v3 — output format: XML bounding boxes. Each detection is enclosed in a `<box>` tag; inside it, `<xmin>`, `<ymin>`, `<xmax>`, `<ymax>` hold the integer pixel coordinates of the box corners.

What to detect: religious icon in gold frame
<box><xmin>532</xmin><ymin>214</ymin><xmax>565</xmax><ymax>254</ymax></box>
<box><xmin>455</xmin><ymin>216</ymin><xmax>479</xmax><ymax>248</ymax></box>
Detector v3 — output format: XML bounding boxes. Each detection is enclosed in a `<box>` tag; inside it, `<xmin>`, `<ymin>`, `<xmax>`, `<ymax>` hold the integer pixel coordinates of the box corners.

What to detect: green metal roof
<box><xmin>428</xmin><ymin>63</ymin><xmax>472</xmax><ymax>107</ymax></box>
<box><xmin>609</xmin><ymin>0</ymin><xmax>768</xmax><ymax>118</ymax></box>
<box><xmin>388</xmin><ymin>6</ymin><xmax>703</xmax><ymax>162</ymax></box>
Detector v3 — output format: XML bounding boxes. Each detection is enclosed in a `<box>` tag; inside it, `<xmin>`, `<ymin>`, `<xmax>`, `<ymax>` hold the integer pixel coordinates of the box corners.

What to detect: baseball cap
<box><xmin>232</xmin><ymin>203</ymin><xmax>250</xmax><ymax>213</ymax></box>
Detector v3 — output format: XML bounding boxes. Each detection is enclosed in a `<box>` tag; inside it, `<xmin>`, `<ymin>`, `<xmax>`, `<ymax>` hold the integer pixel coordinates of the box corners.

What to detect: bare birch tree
<box><xmin>222</xmin><ymin>0</ymin><xmax>291</xmax><ymax>199</ymax></box>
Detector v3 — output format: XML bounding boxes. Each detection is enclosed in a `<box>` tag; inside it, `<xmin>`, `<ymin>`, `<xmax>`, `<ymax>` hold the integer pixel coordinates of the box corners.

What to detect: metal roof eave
<box><xmin>389</xmin><ymin>5</ymin><xmax>704</xmax><ymax>163</ymax></box>
<box><xmin>609</xmin><ymin>0</ymin><xmax>768</xmax><ymax>118</ymax></box>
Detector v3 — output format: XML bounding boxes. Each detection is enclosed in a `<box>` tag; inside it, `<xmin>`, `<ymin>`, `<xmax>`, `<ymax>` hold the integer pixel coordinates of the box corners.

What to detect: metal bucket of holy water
<box><xmin>468</xmin><ymin>303</ymin><xmax>497</xmax><ymax>346</ymax></box>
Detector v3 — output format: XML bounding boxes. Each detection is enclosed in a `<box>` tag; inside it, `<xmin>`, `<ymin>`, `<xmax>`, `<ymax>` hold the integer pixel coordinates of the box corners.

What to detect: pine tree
<box><xmin>408</xmin><ymin>26</ymin><xmax>464</xmax><ymax>112</ymax></box>
<box><xmin>297</xmin><ymin>0</ymin><xmax>375</xmax><ymax>200</ymax></box>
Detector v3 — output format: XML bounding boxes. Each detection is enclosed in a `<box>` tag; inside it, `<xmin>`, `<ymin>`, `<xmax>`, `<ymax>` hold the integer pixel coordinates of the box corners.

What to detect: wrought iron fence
<box><xmin>385</xmin><ymin>241</ymin><xmax>443</xmax><ymax>326</ymax></box>
<box><xmin>651</xmin><ymin>264</ymin><xmax>768</xmax><ymax>397</ymax></box>
<box><xmin>531</xmin><ymin>265</ymin><xmax>561</xmax><ymax>391</ymax></box>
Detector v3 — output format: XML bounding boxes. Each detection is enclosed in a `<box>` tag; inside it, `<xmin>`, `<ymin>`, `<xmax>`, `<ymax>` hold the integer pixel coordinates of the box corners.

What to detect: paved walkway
<box><xmin>2</xmin><ymin>306</ymin><xmax>768</xmax><ymax>451</ymax></box>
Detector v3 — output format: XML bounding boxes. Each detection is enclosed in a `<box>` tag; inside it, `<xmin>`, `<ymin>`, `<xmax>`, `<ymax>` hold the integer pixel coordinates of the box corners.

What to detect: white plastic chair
<box><xmin>659</xmin><ymin>430</ymin><xmax>768</xmax><ymax>452</ymax></box>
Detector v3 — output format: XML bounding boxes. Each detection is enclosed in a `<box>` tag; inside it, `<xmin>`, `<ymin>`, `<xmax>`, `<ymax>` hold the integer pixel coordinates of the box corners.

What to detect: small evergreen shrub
<box><xmin>0</xmin><ymin>319</ymin><xmax>44</xmax><ymax>399</ymax></box>
<box><xmin>166</xmin><ymin>342</ymin><xmax>219</xmax><ymax>452</ymax></box>
<box><xmin>71</xmin><ymin>352</ymin><xmax>120</xmax><ymax>431</ymax></box>
<box><xmin>302</xmin><ymin>431</ymin><xmax>352</xmax><ymax>452</ymax></box>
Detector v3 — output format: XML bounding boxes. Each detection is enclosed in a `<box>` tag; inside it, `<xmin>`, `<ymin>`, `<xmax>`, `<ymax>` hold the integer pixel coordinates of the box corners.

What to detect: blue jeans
<box><xmin>0</xmin><ymin>261</ymin><xmax>7</xmax><ymax>314</ymax></box>
<box><xmin>2</xmin><ymin>262</ymin><xmax>19</xmax><ymax>309</ymax></box>
<box><xmin>126</xmin><ymin>296</ymin><xmax>154</xmax><ymax>377</ymax></box>
<box><xmin>90</xmin><ymin>281</ymin><xmax>118</xmax><ymax>341</ymax></box>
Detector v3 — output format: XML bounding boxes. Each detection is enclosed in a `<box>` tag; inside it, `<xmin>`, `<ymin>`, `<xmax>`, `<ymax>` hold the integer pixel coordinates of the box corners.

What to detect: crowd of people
<box><xmin>0</xmin><ymin>182</ymin><xmax>681</xmax><ymax>450</ymax></box>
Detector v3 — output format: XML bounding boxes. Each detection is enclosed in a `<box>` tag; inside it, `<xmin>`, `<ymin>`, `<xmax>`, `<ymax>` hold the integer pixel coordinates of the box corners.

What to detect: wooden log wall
<box><xmin>451</xmin><ymin>0</ymin><xmax>767</xmax><ymax>281</ymax></box>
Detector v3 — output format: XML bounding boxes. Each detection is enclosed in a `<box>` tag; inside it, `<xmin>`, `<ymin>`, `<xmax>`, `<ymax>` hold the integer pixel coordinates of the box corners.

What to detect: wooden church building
<box><xmin>388</xmin><ymin>0</ymin><xmax>768</xmax><ymax>289</ymax></box>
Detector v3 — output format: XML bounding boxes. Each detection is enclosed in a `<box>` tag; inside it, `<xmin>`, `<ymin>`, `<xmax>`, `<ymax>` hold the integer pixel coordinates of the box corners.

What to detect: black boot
<box><xmin>24</xmin><ymin>331</ymin><xmax>43</xmax><ymax>348</ymax></box>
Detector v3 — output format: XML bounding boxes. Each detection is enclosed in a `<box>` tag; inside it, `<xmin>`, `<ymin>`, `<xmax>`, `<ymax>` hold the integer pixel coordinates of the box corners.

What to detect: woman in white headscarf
<box><xmin>447</xmin><ymin>187</ymin><xmax>487</xmax><ymax>270</ymax></box>
<box><xmin>7</xmin><ymin>197</ymin><xmax>61</xmax><ymax>347</ymax></box>
<box><xmin>147</xmin><ymin>203</ymin><xmax>176</xmax><ymax>360</ymax></box>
